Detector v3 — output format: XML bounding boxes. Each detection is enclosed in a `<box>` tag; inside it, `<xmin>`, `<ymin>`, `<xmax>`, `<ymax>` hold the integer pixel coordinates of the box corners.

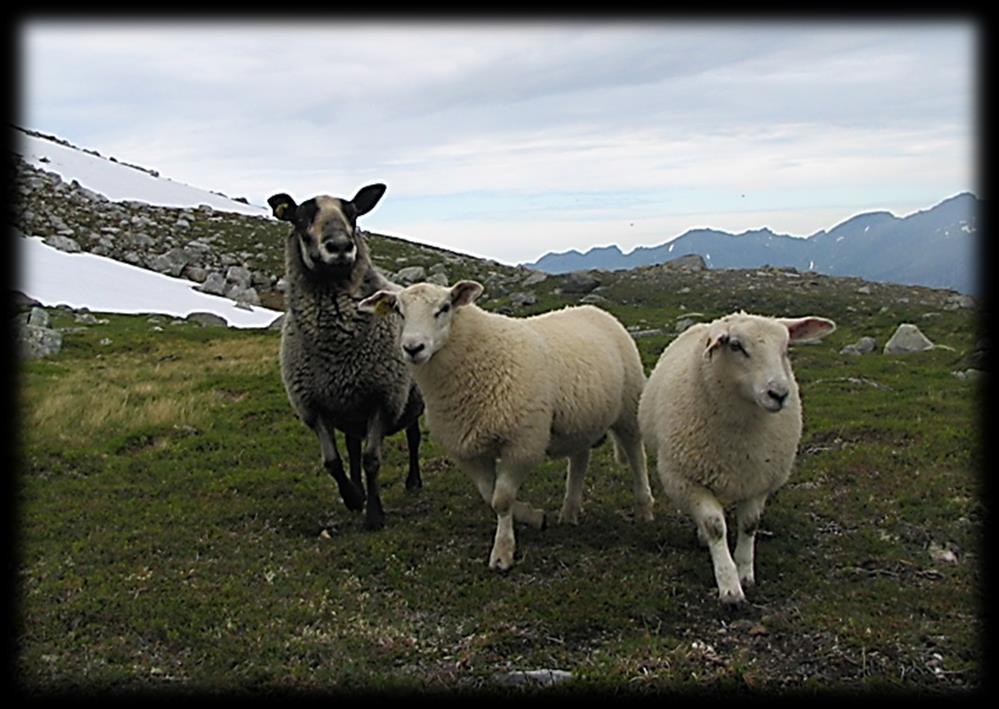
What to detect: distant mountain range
<box><xmin>526</xmin><ymin>193</ymin><xmax>981</xmax><ymax>295</ymax></box>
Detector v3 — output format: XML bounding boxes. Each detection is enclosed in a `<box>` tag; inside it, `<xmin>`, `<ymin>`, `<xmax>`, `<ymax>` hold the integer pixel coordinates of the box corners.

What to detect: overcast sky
<box><xmin>19</xmin><ymin>19</ymin><xmax>977</xmax><ymax>264</ymax></box>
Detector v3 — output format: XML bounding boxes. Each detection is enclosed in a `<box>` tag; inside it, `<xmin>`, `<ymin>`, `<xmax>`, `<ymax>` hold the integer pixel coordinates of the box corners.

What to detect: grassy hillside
<box><xmin>15</xmin><ymin>258</ymin><xmax>983</xmax><ymax>694</ymax></box>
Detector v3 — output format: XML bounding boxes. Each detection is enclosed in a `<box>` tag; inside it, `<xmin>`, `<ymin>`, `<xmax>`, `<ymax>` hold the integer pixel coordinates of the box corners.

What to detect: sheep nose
<box><xmin>403</xmin><ymin>342</ymin><xmax>425</xmax><ymax>358</ymax></box>
<box><xmin>766</xmin><ymin>387</ymin><xmax>788</xmax><ymax>407</ymax></box>
<box><xmin>324</xmin><ymin>239</ymin><xmax>351</xmax><ymax>254</ymax></box>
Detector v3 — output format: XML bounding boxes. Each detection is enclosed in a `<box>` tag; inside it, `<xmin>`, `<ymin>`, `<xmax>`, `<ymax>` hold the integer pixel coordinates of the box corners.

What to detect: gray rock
<box><xmin>395</xmin><ymin>265</ymin><xmax>426</xmax><ymax>284</ymax></box>
<box><xmin>944</xmin><ymin>293</ymin><xmax>975</xmax><ymax>310</ymax></box>
<box><xmin>28</xmin><ymin>306</ymin><xmax>51</xmax><ymax>328</ymax></box>
<box><xmin>186</xmin><ymin>312</ymin><xmax>228</xmax><ymax>328</ymax></box>
<box><xmin>884</xmin><ymin>324</ymin><xmax>935</xmax><ymax>354</ymax></box>
<box><xmin>426</xmin><ymin>272</ymin><xmax>449</xmax><ymax>286</ymax></box>
<box><xmin>509</xmin><ymin>291</ymin><xmax>537</xmax><ymax>307</ymax></box>
<box><xmin>522</xmin><ymin>270</ymin><xmax>549</xmax><ymax>287</ymax></box>
<box><xmin>43</xmin><ymin>235</ymin><xmax>82</xmax><ymax>253</ymax></box>
<box><xmin>495</xmin><ymin>669</ymin><xmax>573</xmax><ymax>688</ymax></box>
<box><xmin>183</xmin><ymin>265</ymin><xmax>209</xmax><ymax>284</ymax></box>
<box><xmin>225</xmin><ymin>265</ymin><xmax>253</xmax><ymax>289</ymax></box>
<box><xmin>225</xmin><ymin>283</ymin><xmax>261</xmax><ymax>306</ymax></box>
<box><xmin>662</xmin><ymin>253</ymin><xmax>706</xmax><ymax>272</ymax></box>
<box><xmin>18</xmin><ymin>324</ymin><xmax>63</xmax><ymax>360</ymax></box>
<box><xmin>197</xmin><ymin>272</ymin><xmax>227</xmax><ymax>296</ymax></box>
<box><xmin>840</xmin><ymin>336</ymin><xmax>878</xmax><ymax>356</ymax></box>
<box><xmin>149</xmin><ymin>247</ymin><xmax>192</xmax><ymax>277</ymax></box>
<box><xmin>579</xmin><ymin>293</ymin><xmax>609</xmax><ymax>304</ymax></box>
<box><xmin>561</xmin><ymin>270</ymin><xmax>601</xmax><ymax>294</ymax></box>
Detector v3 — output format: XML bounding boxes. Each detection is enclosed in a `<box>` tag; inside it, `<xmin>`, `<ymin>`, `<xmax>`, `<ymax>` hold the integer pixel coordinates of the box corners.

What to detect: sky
<box><xmin>18</xmin><ymin>19</ymin><xmax>978</xmax><ymax>265</ymax></box>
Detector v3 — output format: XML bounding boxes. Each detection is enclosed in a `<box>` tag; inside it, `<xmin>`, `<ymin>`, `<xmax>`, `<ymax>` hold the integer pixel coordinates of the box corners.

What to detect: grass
<box><xmin>14</xmin><ymin>269</ymin><xmax>983</xmax><ymax>696</ymax></box>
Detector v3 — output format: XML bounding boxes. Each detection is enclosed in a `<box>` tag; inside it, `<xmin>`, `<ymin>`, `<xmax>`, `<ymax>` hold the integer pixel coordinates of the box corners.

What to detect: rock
<box><xmin>509</xmin><ymin>291</ymin><xmax>537</xmax><ymax>307</ymax></box>
<box><xmin>197</xmin><ymin>272</ymin><xmax>227</xmax><ymax>296</ymax></box>
<box><xmin>856</xmin><ymin>285</ymin><xmax>872</xmax><ymax>295</ymax></box>
<box><xmin>182</xmin><ymin>265</ymin><xmax>209</xmax><ymax>284</ymax></box>
<box><xmin>884</xmin><ymin>324</ymin><xmax>935</xmax><ymax>354</ymax></box>
<box><xmin>928</xmin><ymin>541</ymin><xmax>959</xmax><ymax>565</ymax></box>
<box><xmin>149</xmin><ymin>247</ymin><xmax>192</xmax><ymax>277</ymax></box>
<box><xmin>494</xmin><ymin>669</ymin><xmax>573</xmax><ymax>688</ymax></box>
<box><xmin>18</xmin><ymin>324</ymin><xmax>63</xmax><ymax>360</ymax></box>
<box><xmin>186</xmin><ymin>312</ymin><xmax>228</xmax><ymax>328</ymax></box>
<box><xmin>952</xmin><ymin>369</ymin><xmax>982</xmax><ymax>382</ymax></box>
<box><xmin>579</xmin><ymin>293</ymin><xmax>609</xmax><ymax>304</ymax></box>
<box><xmin>429</xmin><ymin>262</ymin><xmax>448</xmax><ymax>276</ymax></box>
<box><xmin>561</xmin><ymin>270</ymin><xmax>601</xmax><ymax>294</ymax></box>
<box><xmin>395</xmin><ymin>265</ymin><xmax>426</xmax><ymax>284</ymax></box>
<box><xmin>224</xmin><ymin>283</ymin><xmax>261</xmax><ymax>306</ymax></box>
<box><xmin>426</xmin><ymin>272</ymin><xmax>449</xmax><ymax>286</ymax></box>
<box><xmin>43</xmin><ymin>235</ymin><xmax>82</xmax><ymax>253</ymax></box>
<box><xmin>629</xmin><ymin>328</ymin><xmax>662</xmax><ymax>339</ymax></box>
<box><xmin>840</xmin><ymin>336</ymin><xmax>878</xmax><ymax>356</ymax></box>
<box><xmin>28</xmin><ymin>306</ymin><xmax>51</xmax><ymax>328</ymax></box>
<box><xmin>11</xmin><ymin>290</ymin><xmax>41</xmax><ymax>313</ymax></box>
<box><xmin>662</xmin><ymin>253</ymin><xmax>706</xmax><ymax>272</ymax></box>
<box><xmin>225</xmin><ymin>265</ymin><xmax>253</xmax><ymax>289</ymax></box>
<box><xmin>944</xmin><ymin>293</ymin><xmax>975</xmax><ymax>310</ymax></box>
<box><xmin>522</xmin><ymin>270</ymin><xmax>549</xmax><ymax>287</ymax></box>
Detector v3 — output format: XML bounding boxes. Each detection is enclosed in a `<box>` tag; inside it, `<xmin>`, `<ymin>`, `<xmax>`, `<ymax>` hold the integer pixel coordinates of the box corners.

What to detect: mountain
<box><xmin>526</xmin><ymin>194</ymin><xmax>981</xmax><ymax>295</ymax></box>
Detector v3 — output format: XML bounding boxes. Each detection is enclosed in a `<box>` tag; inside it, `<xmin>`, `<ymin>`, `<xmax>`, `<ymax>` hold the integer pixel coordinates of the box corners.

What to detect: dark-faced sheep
<box><xmin>268</xmin><ymin>184</ymin><xmax>423</xmax><ymax>530</ymax></box>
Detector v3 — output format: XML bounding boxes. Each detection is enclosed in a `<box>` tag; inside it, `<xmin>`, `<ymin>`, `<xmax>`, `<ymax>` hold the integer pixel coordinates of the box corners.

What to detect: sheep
<box><xmin>267</xmin><ymin>184</ymin><xmax>424</xmax><ymax>531</ymax></box>
<box><xmin>358</xmin><ymin>280</ymin><xmax>656</xmax><ymax>571</ymax></box>
<box><xmin>638</xmin><ymin>311</ymin><xmax>836</xmax><ymax>604</ymax></box>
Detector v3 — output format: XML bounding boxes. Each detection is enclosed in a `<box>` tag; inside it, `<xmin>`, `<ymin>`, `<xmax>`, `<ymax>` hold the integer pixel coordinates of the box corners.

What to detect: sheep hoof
<box><xmin>364</xmin><ymin>510</ymin><xmax>385</xmax><ymax>531</ymax></box>
<box><xmin>540</xmin><ymin>512</ymin><xmax>548</xmax><ymax>531</ymax></box>
<box><xmin>718</xmin><ymin>587</ymin><xmax>747</xmax><ymax>606</ymax></box>
<box><xmin>405</xmin><ymin>475</ymin><xmax>423</xmax><ymax>492</ymax></box>
<box><xmin>336</xmin><ymin>481</ymin><xmax>366</xmax><ymax>512</ymax></box>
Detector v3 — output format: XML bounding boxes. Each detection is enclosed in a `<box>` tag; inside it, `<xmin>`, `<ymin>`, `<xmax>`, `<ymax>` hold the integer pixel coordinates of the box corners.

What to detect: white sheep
<box><xmin>359</xmin><ymin>280</ymin><xmax>656</xmax><ymax>571</ymax></box>
<box><xmin>638</xmin><ymin>311</ymin><xmax>836</xmax><ymax>604</ymax></box>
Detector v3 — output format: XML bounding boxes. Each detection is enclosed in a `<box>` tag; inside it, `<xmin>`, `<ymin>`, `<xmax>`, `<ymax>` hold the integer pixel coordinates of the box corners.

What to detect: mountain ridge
<box><xmin>526</xmin><ymin>192</ymin><xmax>980</xmax><ymax>295</ymax></box>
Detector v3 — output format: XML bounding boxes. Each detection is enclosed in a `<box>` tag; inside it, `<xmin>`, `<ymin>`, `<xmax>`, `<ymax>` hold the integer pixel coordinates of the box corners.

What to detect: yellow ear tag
<box><xmin>374</xmin><ymin>299</ymin><xmax>395</xmax><ymax>317</ymax></box>
<box><xmin>274</xmin><ymin>203</ymin><xmax>288</xmax><ymax>218</ymax></box>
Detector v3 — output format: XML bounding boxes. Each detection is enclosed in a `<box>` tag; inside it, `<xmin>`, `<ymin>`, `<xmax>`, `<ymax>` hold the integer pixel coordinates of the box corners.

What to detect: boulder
<box><xmin>840</xmin><ymin>336</ymin><xmax>878</xmax><ymax>356</ymax></box>
<box><xmin>395</xmin><ymin>265</ymin><xmax>427</xmax><ymax>284</ymax></box>
<box><xmin>561</xmin><ymin>270</ymin><xmax>601</xmax><ymax>294</ymax></box>
<box><xmin>43</xmin><ymin>235</ymin><xmax>82</xmax><ymax>253</ymax></box>
<box><xmin>884</xmin><ymin>324</ymin><xmax>935</xmax><ymax>354</ymax></box>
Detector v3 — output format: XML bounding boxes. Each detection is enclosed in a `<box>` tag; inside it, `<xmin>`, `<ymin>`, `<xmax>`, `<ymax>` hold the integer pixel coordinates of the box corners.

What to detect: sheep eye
<box><xmin>435</xmin><ymin>303</ymin><xmax>451</xmax><ymax>317</ymax></box>
<box><xmin>729</xmin><ymin>339</ymin><xmax>749</xmax><ymax>357</ymax></box>
<box><xmin>393</xmin><ymin>303</ymin><xmax>404</xmax><ymax>318</ymax></box>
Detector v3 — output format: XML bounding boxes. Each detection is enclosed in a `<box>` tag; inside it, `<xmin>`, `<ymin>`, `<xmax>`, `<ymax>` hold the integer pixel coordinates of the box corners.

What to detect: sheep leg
<box><xmin>734</xmin><ymin>495</ymin><xmax>768</xmax><ymax>588</ymax></box>
<box><xmin>361</xmin><ymin>413</ymin><xmax>386</xmax><ymax>531</ymax></box>
<box><xmin>661</xmin><ymin>469</ymin><xmax>744</xmax><ymax>604</ymax></box>
<box><xmin>345</xmin><ymin>433</ymin><xmax>364</xmax><ymax>496</ymax></box>
<box><xmin>610</xmin><ymin>427</ymin><xmax>656</xmax><ymax>522</ymax></box>
<box><xmin>316</xmin><ymin>418</ymin><xmax>365</xmax><ymax>512</ymax></box>
<box><xmin>459</xmin><ymin>457</ymin><xmax>545</xmax><ymax>529</ymax></box>
<box><xmin>404</xmin><ymin>421</ymin><xmax>422</xmax><ymax>491</ymax></box>
<box><xmin>559</xmin><ymin>449</ymin><xmax>589</xmax><ymax>525</ymax></box>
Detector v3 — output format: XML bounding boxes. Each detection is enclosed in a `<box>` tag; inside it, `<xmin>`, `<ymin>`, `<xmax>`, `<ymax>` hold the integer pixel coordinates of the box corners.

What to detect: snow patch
<box><xmin>17</xmin><ymin>235</ymin><xmax>282</xmax><ymax>329</ymax></box>
<box><xmin>14</xmin><ymin>130</ymin><xmax>268</xmax><ymax>217</ymax></box>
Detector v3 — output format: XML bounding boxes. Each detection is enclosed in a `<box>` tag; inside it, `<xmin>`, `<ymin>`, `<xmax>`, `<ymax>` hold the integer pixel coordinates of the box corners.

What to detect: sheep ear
<box><xmin>450</xmin><ymin>280</ymin><xmax>483</xmax><ymax>307</ymax></box>
<box><xmin>704</xmin><ymin>326</ymin><xmax>729</xmax><ymax>360</ymax></box>
<box><xmin>268</xmin><ymin>193</ymin><xmax>297</xmax><ymax>222</ymax></box>
<box><xmin>358</xmin><ymin>290</ymin><xmax>397</xmax><ymax>317</ymax></box>
<box><xmin>350</xmin><ymin>183</ymin><xmax>387</xmax><ymax>217</ymax></box>
<box><xmin>781</xmin><ymin>316</ymin><xmax>837</xmax><ymax>343</ymax></box>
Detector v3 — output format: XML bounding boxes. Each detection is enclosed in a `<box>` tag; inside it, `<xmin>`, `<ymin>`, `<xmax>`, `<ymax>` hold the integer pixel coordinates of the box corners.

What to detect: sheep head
<box><xmin>703</xmin><ymin>313</ymin><xmax>836</xmax><ymax>413</ymax></box>
<box><xmin>268</xmin><ymin>183</ymin><xmax>386</xmax><ymax>278</ymax></box>
<box><xmin>359</xmin><ymin>280</ymin><xmax>483</xmax><ymax>365</ymax></box>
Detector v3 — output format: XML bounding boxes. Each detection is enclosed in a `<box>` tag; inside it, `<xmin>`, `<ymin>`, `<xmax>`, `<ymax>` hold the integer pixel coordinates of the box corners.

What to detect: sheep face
<box><xmin>704</xmin><ymin>314</ymin><xmax>835</xmax><ymax>413</ymax></box>
<box><xmin>359</xmin><ymin>281</ymin><xmax>483</xmax><ymax>365</ymax></box>
<box><xmin>268</xmin><ymin>184</ymin><xmax>386</xmax><ymax>276</ymax></box>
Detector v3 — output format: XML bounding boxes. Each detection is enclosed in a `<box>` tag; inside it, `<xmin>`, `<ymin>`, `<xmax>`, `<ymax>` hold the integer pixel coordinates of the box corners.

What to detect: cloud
<box><xmin>19</xmin><ymin>20</ymin><xmax>976</xmax><ymax>265</ymax></box>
